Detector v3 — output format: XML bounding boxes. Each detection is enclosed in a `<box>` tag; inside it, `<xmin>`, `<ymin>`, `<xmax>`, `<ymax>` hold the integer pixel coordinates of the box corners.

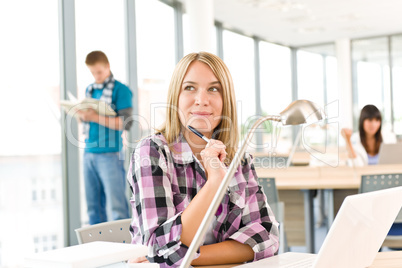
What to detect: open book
<box><xmin>61</xmin><ymin>92</ymin><xmax>116</xmax><ymax>116</ymax></box>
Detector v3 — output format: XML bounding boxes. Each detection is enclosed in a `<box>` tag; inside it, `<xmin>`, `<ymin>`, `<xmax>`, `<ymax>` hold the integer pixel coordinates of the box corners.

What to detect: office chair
<box><xmin>257</xmin><ymin>177</ymin><xmax>289</xmax><ymax>253</ymax></box>
<box><xmin>360</xmin><ymin>173</ymin><xmax>402</xmax><ymax>249</ymax></box>
<box><xmin>75</xmin><ymin>218</ymin><xmax>132</xmax><ymax>244</ymax></box>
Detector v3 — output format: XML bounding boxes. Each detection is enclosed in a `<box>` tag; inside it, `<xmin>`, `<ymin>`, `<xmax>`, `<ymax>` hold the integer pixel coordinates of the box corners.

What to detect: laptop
<box><xmin>236</xmin><ymin>186</ymin><xmax>402</xmax><ymax>268</ymax></box>
<box><xmin>378</xmin><ymin>143</ymin><xmax>402</xmax><ymax>164</ymax></box>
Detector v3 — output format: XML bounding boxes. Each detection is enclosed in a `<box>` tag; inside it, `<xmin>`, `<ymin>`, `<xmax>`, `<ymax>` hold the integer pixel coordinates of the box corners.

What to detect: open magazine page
<box><xmin>60</xmin><ymin>94</ymin><xmax>116</xmax><ymax>117</ymax></box>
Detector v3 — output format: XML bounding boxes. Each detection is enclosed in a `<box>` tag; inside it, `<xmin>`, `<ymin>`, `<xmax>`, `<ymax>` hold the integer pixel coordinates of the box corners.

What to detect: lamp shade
<box><xmin>279</xmin><ymin>100</ymin><xmax>325</xmax><ymax>125</ymax></box>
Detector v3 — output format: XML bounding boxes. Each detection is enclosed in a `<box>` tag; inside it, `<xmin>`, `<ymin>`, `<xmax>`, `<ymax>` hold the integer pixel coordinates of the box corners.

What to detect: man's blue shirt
<box><xmin>85</xmin><ymin>80</ymin><xmax>132</xmax><ymax>153</ymax></box>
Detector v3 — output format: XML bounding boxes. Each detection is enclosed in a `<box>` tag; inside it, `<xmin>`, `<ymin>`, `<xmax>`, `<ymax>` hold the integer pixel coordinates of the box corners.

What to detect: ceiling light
<box><xmin>241</xmin><ymin>0</ymin><xmax>306</xmax><ymax>12</ymax></box>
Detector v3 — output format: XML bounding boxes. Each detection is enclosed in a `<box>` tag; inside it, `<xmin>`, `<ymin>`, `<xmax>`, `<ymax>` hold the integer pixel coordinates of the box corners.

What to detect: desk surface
<box><xmin>195</xmin><ymin>251</ymin><xmax>402</xmax><ymax>268</ymax></box>
<box><xmin>255</xmin><ymin>164</ymin><xmax>402</xmax><ymax>190</ymax></box>
<box><xmin>370</xmin><ymin>251</ymin><xmax>402</xmax><ymax>268</ymax></box>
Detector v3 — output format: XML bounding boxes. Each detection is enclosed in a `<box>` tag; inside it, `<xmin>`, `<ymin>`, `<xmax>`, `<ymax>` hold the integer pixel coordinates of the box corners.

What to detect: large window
<box><xmin>298</xmin><ymin>44</ymin><xmax>338</xmax><ymax>107</ymax></box>
<box><xmin>74</xmin><ymin>0</ymin><xmax>127</xmax><ymax>226</ymax></box>
<box><xmin>297</xmin><ymin>44</ymin><xmax>339</xmax><ymax>166</ymax></box>
<box><xmin>325</xmin><ymin>56</ymin><xmax>338</xmax><ymax>105</ymax></box>
<box><xmin>0</xmin><ymin>1</ymin><xmax>63</xmax><ymax>267</ymax></box>
<box><xmin>391</xmin><ymin>35</ymin><xmax>402</xmax><ymax>135</ymax></box>
<box><xmin>259</xmin><ymin>42</ymin><xmax>292</xmax><ymax>154</ymax></box>
<box><xmin>352</xmin><ymin>37</ymin><xmax>392</xmax><ymax>132</ymax></box>
<box><xmin>297</xmin><ymin>50</ymin><xmax>325</xmax><ymax>107</ymax></box>
<box><xmin>222</xmin><ymin>30</ymin><xmax>255</xmax><ymax>144</ymax></box>
<box><xmin>75</xmin><ymin>0</ymin><xmax>127</xmax><ymax>98</ymax></box>
<box><xmin>136</xmin><ymin>0</ymin><xmax>176</xmax><ymax>137</ymax></box>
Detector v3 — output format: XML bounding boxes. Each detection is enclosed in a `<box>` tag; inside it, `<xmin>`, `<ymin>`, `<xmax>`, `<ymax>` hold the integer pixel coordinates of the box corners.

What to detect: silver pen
<box><xmin>188</xmin><ymin>125</ymin><xmax>210</xmax><ymax>143</ymax></box>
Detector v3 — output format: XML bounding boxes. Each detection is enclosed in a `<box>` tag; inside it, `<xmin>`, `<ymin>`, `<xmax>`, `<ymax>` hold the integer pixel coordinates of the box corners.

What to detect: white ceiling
<box><xmin>183</xmin><ymin>0</ymin><xmax>402</xmax><ymax>47</ymax></box>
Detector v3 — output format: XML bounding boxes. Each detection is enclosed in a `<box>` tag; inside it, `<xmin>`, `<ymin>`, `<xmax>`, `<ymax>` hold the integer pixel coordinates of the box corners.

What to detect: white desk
<box><xmin>195</xmin><ymin>251</ymin><xmax>402</xmax><ymax>268</ymax></box>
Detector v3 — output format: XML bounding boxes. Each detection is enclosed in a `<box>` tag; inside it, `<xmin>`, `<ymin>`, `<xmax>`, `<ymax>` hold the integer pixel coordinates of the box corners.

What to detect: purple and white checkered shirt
<box><xmin>127</xmin><ymin>133</ymin><xmax>279</xmax><ymax>267</ymax></box>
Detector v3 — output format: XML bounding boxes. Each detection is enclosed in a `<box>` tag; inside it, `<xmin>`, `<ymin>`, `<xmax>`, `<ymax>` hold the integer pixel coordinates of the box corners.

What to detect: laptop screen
<box><xmin>314</xmin><ymin>186</ymin><xmax>402</xmax><ymax>267</ymax></box>
<box><xmin>378</xmin><ymin>143</ymin><xmax>402</xmax><ymax>165</ymax></box>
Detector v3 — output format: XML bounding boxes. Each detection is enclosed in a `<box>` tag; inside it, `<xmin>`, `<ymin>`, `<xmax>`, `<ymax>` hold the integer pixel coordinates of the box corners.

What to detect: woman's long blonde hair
<box><xmin>157</xmin><ymin>52</ymin><xmax>239</xmax><ymax>164</ymax></box>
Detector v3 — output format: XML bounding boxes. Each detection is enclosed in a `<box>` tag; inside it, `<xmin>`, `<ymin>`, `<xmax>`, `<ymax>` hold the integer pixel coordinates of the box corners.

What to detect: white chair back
<box><xmin>75</xmin><ymin>218</ymin><xmax>132</xmax><ymax>244</ymax></box>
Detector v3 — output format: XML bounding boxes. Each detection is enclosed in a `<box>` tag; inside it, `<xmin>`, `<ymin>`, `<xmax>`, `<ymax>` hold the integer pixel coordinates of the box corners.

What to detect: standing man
<box><xmin>78</xmin><ymin>51</ymin><xmax>132</xmax><ymax>224</ymax></box>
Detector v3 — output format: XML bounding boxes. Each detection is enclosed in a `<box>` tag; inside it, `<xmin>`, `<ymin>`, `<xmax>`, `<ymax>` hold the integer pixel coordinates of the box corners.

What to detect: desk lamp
<box><xmin>180</xmin><ymin>100</ymin><xmax>326</xmax><ymax>268</ymax></box>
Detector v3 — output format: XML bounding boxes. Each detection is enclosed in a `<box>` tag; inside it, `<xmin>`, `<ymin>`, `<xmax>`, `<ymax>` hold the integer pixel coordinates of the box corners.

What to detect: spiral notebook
<box><xmin>24</xmin><ymin>241</ymin><xmax>148</xmax><ymax>268</ymax></box>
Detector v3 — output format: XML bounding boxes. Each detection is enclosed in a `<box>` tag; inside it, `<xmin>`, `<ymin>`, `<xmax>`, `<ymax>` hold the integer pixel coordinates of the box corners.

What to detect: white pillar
<box><xmin>185</xmin><ymin>0</ymin><xmax>214</xmax><ymax>53</ymax></box>
<box><xmin>336</xmin><ymin>38</ymin><xmax>353</xmax><ymax>128</ymax></box>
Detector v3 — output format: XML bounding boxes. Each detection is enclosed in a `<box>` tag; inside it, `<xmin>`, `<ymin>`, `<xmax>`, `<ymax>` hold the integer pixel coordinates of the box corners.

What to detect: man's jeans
<box><xmin>84</xmin><ymin>151</ymin><xmax>129</xmax><ymax>224</ymax></box>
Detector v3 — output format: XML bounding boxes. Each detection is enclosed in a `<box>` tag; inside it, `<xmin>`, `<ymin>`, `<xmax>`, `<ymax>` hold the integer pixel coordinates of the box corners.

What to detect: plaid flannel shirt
<box><xmin>128</xmin><ymin>133</ymin><xmax>279</xmax><ymax>267</ymax></box>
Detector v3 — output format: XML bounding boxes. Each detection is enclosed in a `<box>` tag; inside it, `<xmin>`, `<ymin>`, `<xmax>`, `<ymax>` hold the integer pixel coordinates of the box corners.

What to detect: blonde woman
<box><xmin>128</xmin><ymin>52</ymin><xmax>279</xmax><ymax>267</ymax></box>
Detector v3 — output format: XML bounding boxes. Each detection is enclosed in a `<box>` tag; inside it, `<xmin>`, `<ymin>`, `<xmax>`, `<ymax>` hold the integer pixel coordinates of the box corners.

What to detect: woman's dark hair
<box><xmin>359</xmin><ymin>104</ymin><xmax>383</xmax><ymax>155</ymax></box>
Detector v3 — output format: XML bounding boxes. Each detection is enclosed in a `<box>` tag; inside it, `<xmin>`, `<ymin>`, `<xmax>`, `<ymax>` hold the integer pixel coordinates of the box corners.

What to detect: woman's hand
<box><xmin>200</xmin><ymin>139</ymin><xmax>227</xmax><ymax>181</ymax></box>
<box><xmin>341</xmin><ymin>128</ymin><xmax>357</xmax><ymax>158</ymax></box>
<box><xmin>128</xmin><ymin>256</ymin><xmax>149</xmax><ymax>263</ymax></box>
<box><xmin>341</xmin><ymin>128</ymin><xmax>352</xmax><ymax>140</ymax></box>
